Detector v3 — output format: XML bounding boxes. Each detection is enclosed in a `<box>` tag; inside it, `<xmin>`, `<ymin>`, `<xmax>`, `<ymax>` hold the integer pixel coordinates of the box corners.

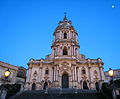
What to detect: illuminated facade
<box><xmin>25</xmin><ymin>15</ymin><xmax>105</xmax><ymax>90</ymax></box>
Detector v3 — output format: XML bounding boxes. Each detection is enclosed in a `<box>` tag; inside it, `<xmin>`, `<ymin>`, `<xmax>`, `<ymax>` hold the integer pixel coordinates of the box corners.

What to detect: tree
<box><xmin>0</xmin><ymin>84</ymin><xmax>21</xmax><ymax>99</ymax></box>
<box><xmin>102</xmin><ymin>82</ymin><xmax>112</xmax><ymax>99</ymax></box>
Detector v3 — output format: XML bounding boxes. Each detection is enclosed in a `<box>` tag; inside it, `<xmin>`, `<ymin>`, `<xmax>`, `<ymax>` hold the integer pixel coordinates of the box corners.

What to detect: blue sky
<box><xmin>0</xmin><ymin>0</ymin><xmax>120</xmax><ymax>71</ymax></box>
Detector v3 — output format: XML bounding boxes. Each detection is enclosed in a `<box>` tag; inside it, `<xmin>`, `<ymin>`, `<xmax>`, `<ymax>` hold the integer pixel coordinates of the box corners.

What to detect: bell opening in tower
<box><xmin>63</xmin><ymin>47</ymin><xmax>68</xmax><ymax>55</ymax></box>
<box><xmin>64</xmin><ymin>33</ymin><xmax>67</xmax><ymax>39</ymax></box>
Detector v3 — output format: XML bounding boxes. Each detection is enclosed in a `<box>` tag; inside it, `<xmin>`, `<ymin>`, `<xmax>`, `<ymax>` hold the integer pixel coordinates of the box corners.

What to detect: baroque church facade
<box><xmin>25</xmin><ymin>16</ymin><xmax>105</xmax><ymax>91</ymax></box>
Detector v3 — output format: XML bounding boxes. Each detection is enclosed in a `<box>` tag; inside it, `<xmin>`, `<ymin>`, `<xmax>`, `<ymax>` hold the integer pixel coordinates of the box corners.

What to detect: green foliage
<box><xmin>0</xmin><ymin>84</ymin><xmax>21</xmax><ymax>99</ymax></box>
<box><xmin>114</xmin><ymin>79</ymin><xmax>120</xmax><ymax>88</ymax></box>
<box><xmin>102</xmin><ymin>82</ymin><xmax>112</xmax><ymax>98</ymax></box>
<box><xmin>102</xmin><ymin>79</ymin><xmax>120</xmax><ymax>99</ymax></box>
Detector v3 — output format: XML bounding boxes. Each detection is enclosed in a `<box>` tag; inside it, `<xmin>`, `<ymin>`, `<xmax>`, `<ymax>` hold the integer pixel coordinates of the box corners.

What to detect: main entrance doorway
<box><xmin>43</xmin><ymin>82</ymin><xmax>48</xmax><ymax>90</ymax></box>
<box><xmin>32</xmin><ymin>83</ymin><xmax>36</xmax><ymax>90</ymax></box>
<box><xmin>62</xmin><ymin>73</ymin><xmax>69</xmax><ymax>88</ymax></box>
<box><xmin>83</xmin><ymin>81</ymin><xmax>88</xmax><ymax>89</ymax></box>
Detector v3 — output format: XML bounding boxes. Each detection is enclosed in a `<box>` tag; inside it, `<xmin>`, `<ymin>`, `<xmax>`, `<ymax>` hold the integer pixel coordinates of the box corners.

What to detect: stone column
<box><xmin>72</xmin><ymin>64</ymin><xmax>75</xmax><ymax>88</ymax></box>
<box><xmin>38</xmin><ymin>63</ymin><xmax>41</xmax><ymax>82</ymax></box>
<box><xmin>56</xmin><ymin>65</ymin><xmax>59</xmax><ymax>81</ymax></box>
<box><xmin>71</xmin><ymin>45</ymin><xmax>72</xmax><ymax>56</ymax></box>
<box><xmin>78</xmin><ymin>68</ymin><xmax>80</xmax><ymax>82</ymax></box>
<box><xmin>75</xmin><ymin>35</ymin><xmax>77</xmax><ymax>42</ymax></box>
<box><xmin>38</xmin><ymin>67</ymin><xmax>40</xmax><ymax>82</ymax></box>
<box><xmin>99</xmin><ymin>65</ymin><xmax>102</xmax><ymax>80</ymax></box>
<box><xmin>88</xmin><ymin>66</ymin><xmax>91</xmax><ymax>82</ymax></box>
<box><xmin>58</xmin><ymin>46</ymin><xmax>60</xmax><ymax>56</ymax></box>
<box><xmin>54</xmin><ymin>47</ymin><xmax>56</xmax><ymax>56</ymax></box>
<box><xmin>68</xmin><ymin>31</ymin><xmax>70</xmax><ymax>39</ymax></box>
<box><xmin>39</xmin><ymin>67</ymin><xmax>42</xmax><ymax>82</ymax></box>
<box><xmin>40</xmin><ymin>67</ymin><xmax>42</xmax><ymax>81</ymax></box>
<box><xmin>26</xmin><ymin>68</ymin><xmax>30</xmax><ymax>82</ymax></box>
<box><xmin>73</xmin><ymin>45</ymin><xmax>74</xmax><ymax>56</ymax></box>
<box><xmin>52</xmin><ymin>48</ymin><xmax>54</xmax><ymax>56</ymax></box>
<box><xmin>98</xmin><ymin>64</ymin><xmax>104</xmax><ymax>90</ymax></box>
<box><xmin>72</xmin><ymin>32</ymin><xmax>74</xmax><ymax>39</ymax></box>
<box><xmin>53</xmin><ymin>67</ymin><xmax>54</xmax><ymax>81</ymax></box>
<box><xmin>76</xmin><ymin>67</ymin><xmax>78</xmax><ymax>82</ymax></box>
<box><xmin>60</xmin><ymin>45</ymin><xmax>62</xmax><ymax>56</ymax></box>
<box><xmin>88</xmin><ymin>66</ymin><xmax>91</xmax><ymax>89</ymax></box>
<box><xmin>70</xmin><ymin>31</ymin><xmax>72</xmax><ymax>39</ymax></box>
<box><xmin>72</xmin><ymin>65</ymin><xmax>74</xmax><ymax>81</ymax></box>
<box><xmin>56</xmin><ymin>46</ymin><xmax>58</xmax><ymax>56</ymax></box>
<box><xmin>72</xmin><ymin>65</ymin><xmax>75</xmax><ymax>87</ymax></box>
<box><xmin>74</xmin><ymin>65</ymin><xmax>77</xmax><ymax>81</ymax></box>
<box><xmin>101</xmin><ymin>67</ymin><xmax>105</xmax><ymax>80</ymax></box>
<box><xmin>54</xmin><ymin>66</ymin><xmax>56</xmax><ymax>81</ymax></box>
<box><xmin>55</xmin><ymin>66</ymin><xmax>57</xmax><ymax>81</ymax></box>
<box><xmin>28</xmin><ymin>64</ymin><xmax>33</xmax><ymax>82</ymax></box>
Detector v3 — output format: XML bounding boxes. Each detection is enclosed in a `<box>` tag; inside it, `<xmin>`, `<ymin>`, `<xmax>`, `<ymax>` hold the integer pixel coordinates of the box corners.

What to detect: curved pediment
<box><xmin>61</xmin><ymin>61</ymin><xmax>69</xmax><ymax>66</ymax></box>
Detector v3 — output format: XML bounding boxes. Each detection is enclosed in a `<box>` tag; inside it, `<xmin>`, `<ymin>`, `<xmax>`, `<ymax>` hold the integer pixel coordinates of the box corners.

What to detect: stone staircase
<box><xmin>11</xmin><ymin>88</ymin><xmax>107</xmax><ymax>99</ymax></box>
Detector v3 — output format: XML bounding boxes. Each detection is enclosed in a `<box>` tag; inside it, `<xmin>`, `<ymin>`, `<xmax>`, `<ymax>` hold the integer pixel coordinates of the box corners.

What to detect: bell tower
<box><xmin>25</xmin><ymin>15</ymin><xmax>105</xmax><ymax>91</ymax></box>
<box><xmin>51</xmin><ymin>15</ymin><xmax>80</xmax><ymax>59</ymax></box>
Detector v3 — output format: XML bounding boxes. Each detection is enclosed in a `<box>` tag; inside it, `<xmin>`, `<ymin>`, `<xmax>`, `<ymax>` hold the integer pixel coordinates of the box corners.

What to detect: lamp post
<box><xmin>4</xmin><ymin>69</ymin><xmax>11</xmax><ymax>85</ymax></box>
<box><xmin>108</xmin><ymin>68</ymin><xmax>117</xmax><ymax>99</ymax></box>
<box><xmin>0</xmin><ymin>69</ymin><xmax>11</xmax><ymax>99</ymax></box>
<box><xmin>3</xmin><ymin>69</ymin><xmax>11</xmax><ymax>88</ymax></box>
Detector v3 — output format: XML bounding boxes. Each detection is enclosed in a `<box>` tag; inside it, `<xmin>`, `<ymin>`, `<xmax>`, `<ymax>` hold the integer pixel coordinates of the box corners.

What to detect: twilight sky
<box><xmin>0</xmin><ymin>0</ymin><xmax>120</xmax><ymax>71</ymax></box>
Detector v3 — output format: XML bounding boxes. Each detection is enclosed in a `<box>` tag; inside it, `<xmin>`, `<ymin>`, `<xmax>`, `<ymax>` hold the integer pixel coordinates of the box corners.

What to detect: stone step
<box><xmin>11</xmin><ymin>89</ymin><xmax>107</xmax><ymax>99</ymax></box>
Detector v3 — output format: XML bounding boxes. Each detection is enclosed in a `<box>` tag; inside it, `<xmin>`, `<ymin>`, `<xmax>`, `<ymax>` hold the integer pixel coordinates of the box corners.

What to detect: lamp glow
<box><xmin>4</xmin><ymin>69</ymin><xmax>11</xmax><ymax>77</ymax></box>
<box><xmin>108</xmin><ymin>68</ymin><xmax>113</xmax><ymax>76</ymax></box>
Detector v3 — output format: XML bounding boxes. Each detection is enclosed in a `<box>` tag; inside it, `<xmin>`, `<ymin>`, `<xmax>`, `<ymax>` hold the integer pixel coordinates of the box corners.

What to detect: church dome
<box><xmin>55</xmin><ymin>15</ymin><xmax>76</xmax><ymax>33</ymax></box>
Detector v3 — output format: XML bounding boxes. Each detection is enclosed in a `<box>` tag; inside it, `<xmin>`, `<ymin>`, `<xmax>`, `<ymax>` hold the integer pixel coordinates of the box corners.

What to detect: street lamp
<box><xmin>108</xmin><ymin>68</ymin><xmax>117</xmax><ymax>99</ymax></box>
<box><xmin>3</xmin><ymin>69</ymin><xmax>11</xmax><ymax>86</ymax></box>
<box><xmin>108</xmin><ymin>68</ymin><xmax>113</xmax><ymax>77</ymax></box>
<box><xmin>4</xmin><ymin>69</ymin><xmax>11</xmax><ymax>78</ymax></box>
<box><xmin>0</xmin><ymin>69</ymin><xmax>11</xmax><ymax>99</ymax></box>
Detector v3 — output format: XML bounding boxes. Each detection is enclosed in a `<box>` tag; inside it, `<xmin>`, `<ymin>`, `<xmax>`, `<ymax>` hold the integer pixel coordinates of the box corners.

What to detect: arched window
<box><xmin>75</xmin><ymin>48</ymin><xmax>77</xmax><ymax>56</ymax></box>
<box><xmin>45</xmin><ymin>69</ymin><xmax>49</xmax><ymax>74</ymax></box>
<box><xmin>82</xmin><ymin>69</ymin><xmax>86</xmax><ymax>74</ymax></box>
<box><xmin>54</xmin><ymin>48</ymin><xmax>55</xmax><ymax>56</ymax></box>
<box><xmin>17</xmin><ymin>70</ymin><xmax>25</xmax><ymax>78</ymax></box>
<box><xmin>64</xmin><ymin>33</ymin><xmax>67</xmax><ymax>39</ymax></box>
<box><xmin>63</xmin><ymin>47</ymin><xmax>68</xmax><ymax>55</ymax></box>
<box><xmin>33</xmin><ymin>71</ymin><xmax>37</xmax><ymax>77</ymax></box>
<box><xmin>94</xmin><ymin>70</ymin><xmax>98</xmax><ymax>76</ymax></box>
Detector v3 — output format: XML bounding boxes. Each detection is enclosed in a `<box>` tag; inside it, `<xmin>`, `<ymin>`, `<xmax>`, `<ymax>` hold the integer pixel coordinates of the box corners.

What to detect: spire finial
<box><xmin>64</xmin><ymin>12</ymin><xmax>67</xmax><ymax>16</ymax></box>
<box><xmin>63</xmin><ymin>12</ymin><xmax>67</xmax><ymax>21</ymax></box>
